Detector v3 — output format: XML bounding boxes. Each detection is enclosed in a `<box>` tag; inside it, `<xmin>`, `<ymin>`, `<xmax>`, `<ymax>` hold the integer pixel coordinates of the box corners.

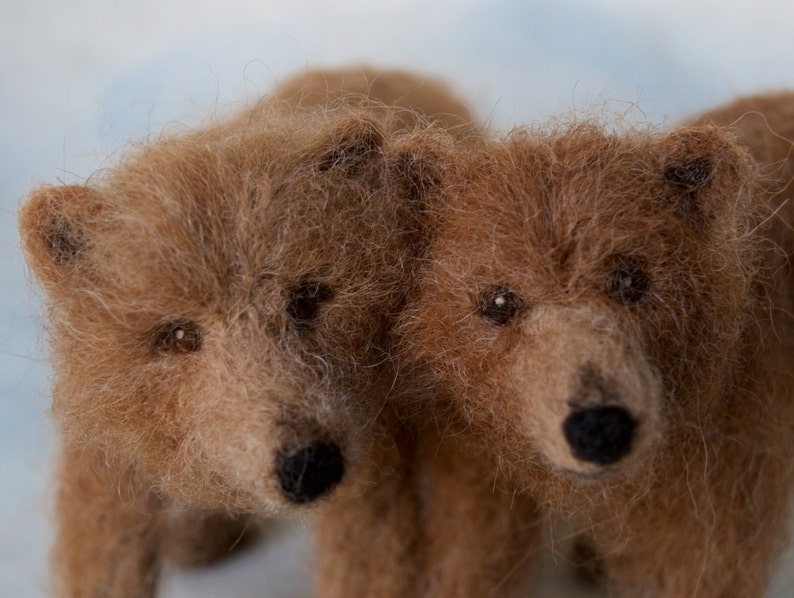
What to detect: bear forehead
<box><xmin>494</xmin><ymin>128</ymin><xmax>665</xmax><ymax>221</ymax></box>
<box><xmin>442</xmin><ymin>134</ymin><xmax>674</xmax><ymax>263</ymax></box>
<box><xmin>429</xmin><ymin>124</ymin><xmax>753</xmax><ymax>303</ymax></box>
<box><xmin>105</xmin><ymin>123</ymin><xmax>386</xmax><ymax>225</ymax></box>
<box><xmin>76</xmin><ymin>128</ymin><xmax>403</xmax><ymax>304</ymax></box>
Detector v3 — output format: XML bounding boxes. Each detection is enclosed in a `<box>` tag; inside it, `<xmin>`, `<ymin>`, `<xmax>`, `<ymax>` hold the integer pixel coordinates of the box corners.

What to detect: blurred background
<box><xmin>3</xmin><ymin>0</ymin><xmax>794</xmax><ymax>595</ymax></box>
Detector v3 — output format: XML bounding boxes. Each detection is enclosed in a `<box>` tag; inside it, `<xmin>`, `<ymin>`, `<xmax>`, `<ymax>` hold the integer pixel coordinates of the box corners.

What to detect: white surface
<box><xmin>158</xmin><ymin>519</ymin><xmax>315</xmax><ymax>598</ymax></box>
<box><xmin>3</xmin><ymin>1</ymin><xmax>794</xmax><ymax>595</ymax></box>
<box><xmin>155</xmin><ymin>516</ymin><xmax>794</xmax><ymax>597</ymax></box>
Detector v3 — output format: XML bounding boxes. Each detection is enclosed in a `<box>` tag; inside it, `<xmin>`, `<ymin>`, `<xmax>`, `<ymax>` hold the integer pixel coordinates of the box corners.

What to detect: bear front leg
<box><xmin>160</xmin><ymin>509</ymin><xmax>264</xmax><ymax>568</ymax></box>
<box><xmin>313</xmin><ymin>426</ymin><xmax>421</xmax><ymax>598</ymax></box>
<box><xmin>52</xmin><ymin>443</ymin><xmax>164</xmax><ymax>598</ymax></box>
<box><xmin>420</xmin><ymin>433</ymin><xmax>544</xmax><ymax>598</ymax></box>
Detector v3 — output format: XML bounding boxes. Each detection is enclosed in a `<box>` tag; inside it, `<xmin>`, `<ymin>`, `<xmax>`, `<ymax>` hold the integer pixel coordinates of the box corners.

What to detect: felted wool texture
<box><xmin>19</xmin><ymin>68</ymin><xmax>465</xmax><ymax>597</ymax></box>
<box><xmin>268</xmin><ymin>66</ymin><xmax>480</xmax><ymax>598</ymax></box>
<box><xmin>273</xmin><ymin>67</ymin><xmax>524</xmax><ymax>598</ymax></box>
<box><xmin>270</xmin><ymin>64</ymin><xmax>476</xmax><ymax>137</ymax></box>
<box><xmin>398</xmin><ymin>109</ymin><xmax>794</xmax><ymax>597</ymax></box>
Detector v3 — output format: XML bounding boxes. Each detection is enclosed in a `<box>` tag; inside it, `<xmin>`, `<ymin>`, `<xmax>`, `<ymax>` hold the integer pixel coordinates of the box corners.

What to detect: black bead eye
<box><xmin>606</xmin><ymin>258</ymin><xmax>649</xmax><ymax>305</ymax></box>
<box><xmin>288</xmin><ymin>282</ymin><xmax>334</xmax><ymax>327</ymax></box>
<box><xmin>154</xmin><ymin>320</ymin><xmax>203</xmax><ymax>353</ymax></box>
<box><xmin>479</xmin><ymin>287</ymin><xmax>523</xmax><ymax>326</ymax></box>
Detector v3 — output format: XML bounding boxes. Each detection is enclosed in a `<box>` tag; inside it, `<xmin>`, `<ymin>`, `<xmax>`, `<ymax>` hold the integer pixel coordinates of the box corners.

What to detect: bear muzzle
<box><xmin>275</xmin><ymin>439</ymin><xmax>346</xmax><ymax>504</ymax></box>
<box><xmin>512</xmin><ymin>306</ymin><xmax>663</xmax><ymax>477</ymax></box>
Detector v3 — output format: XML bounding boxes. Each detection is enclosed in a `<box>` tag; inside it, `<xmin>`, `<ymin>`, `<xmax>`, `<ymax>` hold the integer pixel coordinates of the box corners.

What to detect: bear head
<box><xmin>401</xmin><ymin>121</ymin><xmax>761</xmax><ymax>480</ymax></box>
<box><xmin>20</xmin><ymin>105</ymin><xmax>453</xmax><ymax>512</ymax></box>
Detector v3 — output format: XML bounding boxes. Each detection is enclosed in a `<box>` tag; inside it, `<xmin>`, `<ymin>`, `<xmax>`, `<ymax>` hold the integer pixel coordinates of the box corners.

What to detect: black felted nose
<box><xmin>276</xmin><ymin>440</ymin><xmax>345</xmax><ymax>504</ymax></box>
<box><xmin>563</xmin><ymin>406</ymin><xmax>636</xmax><ymax>466</ymax></box>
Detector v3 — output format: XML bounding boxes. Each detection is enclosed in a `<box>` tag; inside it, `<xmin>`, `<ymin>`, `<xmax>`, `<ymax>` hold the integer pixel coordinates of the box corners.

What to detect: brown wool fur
<box><xmin>270</xmin><ymin>67</ymin><xmax>477</xmax><ymax>598</ymax></box>
<box><xmin>399</xmin><ymin>96</ymin><xmax>794</xmax><ymax>596</ymax></box>
<box><xmin>19</xmin><ymin>67</ymin><xmax>470</xmax><ymax>597</ymax></box>
<box><xmin>270</xmin><ymin>65</ymin><xmax>476</xmax><ymax>136</ymax></box>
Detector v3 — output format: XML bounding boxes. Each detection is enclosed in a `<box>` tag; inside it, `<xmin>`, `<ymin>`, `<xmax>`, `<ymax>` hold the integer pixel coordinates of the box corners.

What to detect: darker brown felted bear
<box><xmin>399</xmin><ymin>103</ymin><xmax>794</xmax><ymax>596</ymax></box>
<box><xmin>19</xmin><ymin>68</ymin><xmax>465</xmax><ymax>597</ymax></box>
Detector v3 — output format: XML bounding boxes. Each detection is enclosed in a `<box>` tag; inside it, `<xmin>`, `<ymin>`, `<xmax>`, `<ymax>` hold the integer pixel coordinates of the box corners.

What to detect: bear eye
<box><xmin>479</xmin><ymin>287</ymin><xmax>523</xmax><ymax>326</ymax></box>
<box><xmin>154</xmin><ymin>320</ymin><xmax>203</xmax><ymax>353</ymax></box>
<box><xmin>606</xmin><ymin>258</ymin><xmax>649</xmax><ymax>305</ymax></box>
<box><xmin>288</xmin><ymin>282</ymin><xmax>334</xmax><ymax>327</ymax></box>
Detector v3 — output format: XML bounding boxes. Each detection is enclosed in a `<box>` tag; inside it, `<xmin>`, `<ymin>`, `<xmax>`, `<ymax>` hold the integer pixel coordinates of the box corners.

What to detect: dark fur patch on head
<box><xmin>395</xmin><ymin>148</ymin><xmax>442</xmax><ymax>204</ymax></box>
<box><xmin>287</xmin><ymin>282</ymin><xmax>335</xmax><ymax>329</ymax></box>
<box><xmin>664</xmin><ymin>157</ymin><xmax>713</xmax><ymax>192</ymax></box>
<box><xmin>605</xmin><ymin>256</ymin><xmax>650</xmax><ymax>305</ymax></box>
<box><xmin>658</xmin><ymin>128</ymin><xmax>745</xmax><ymax>222</ymax></box>
<box><xmin>379</xmin><ymin>131</ymin><xmax>459</xmax><ymax>267</ymax></box>
<box><xmin>663</xmin><ymin>158</ymin><xmax>715</xmax><ymax>221</ymax></box>
<box><xmin>316</xmin><ymin>117</ymin><xmax>385</xmax><ymax>173</ymax></box>
<box><xmin>19</xmin><ymin>184</ymin><xmax>102</xmax><ymax>283</ymax></box>
<box><xmin>45</xmin><ymin>217</ymin><xmax>85</xmax><ymax>264</ymax></box>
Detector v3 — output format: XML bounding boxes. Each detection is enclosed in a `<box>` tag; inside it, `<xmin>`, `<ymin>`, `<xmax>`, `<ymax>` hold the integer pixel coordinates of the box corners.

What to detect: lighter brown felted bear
<box><xmin>19</xmin><ymin>67</ymin><xmax>467</xmax><ymax>597</ymax></box>
<box><xmin>399</xmin><ymin>103</ymin><xmax>794</xmax><ymax>596</ymax></box>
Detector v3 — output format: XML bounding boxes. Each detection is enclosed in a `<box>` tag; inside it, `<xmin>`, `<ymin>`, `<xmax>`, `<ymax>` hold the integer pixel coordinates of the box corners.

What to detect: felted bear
<box><xmin>399</xmin><ymin>98</ymin><xmax>794</xmax><ymax>596</ymax></box>
<box><xmin>19</xmin><ymin>67</ymin><xmax>467</xmax><ymax>597</ymax></box>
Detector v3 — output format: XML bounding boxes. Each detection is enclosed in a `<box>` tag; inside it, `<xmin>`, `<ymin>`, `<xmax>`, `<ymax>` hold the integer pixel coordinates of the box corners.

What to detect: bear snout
<box><xmin>275</xmin><ymin>440</ymin><xmax>346</xmax><ymax>504</ymax></box>
<box><xmin>562</xmin><ymin>405</ymin><xmax>636</xmax><ymax>466</ymax></box>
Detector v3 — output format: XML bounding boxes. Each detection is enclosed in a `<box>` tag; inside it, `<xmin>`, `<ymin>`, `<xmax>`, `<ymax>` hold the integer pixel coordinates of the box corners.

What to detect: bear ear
<box><xmin>388</xmin><ymin>129</ymin><xmax>461</xmax><ymax>253</ymax></box>
<box><xmin>18</xmin><ymin>184</ymin><xmax>102</xmax><ymax>287</ymax></box>
<box><xmin>391</xmin><ymin>128</ymin><xmax>459</xmax><ymax>210</ymax></box>
<box><xmin>315</xmin><ymin>116</ymin><xmax>386</xmax><ymax>173</ymax></box>
<box><xmin>658</xmin><ymin>127</ymin><xmax>753</xmax><ymax>222</ymax></box>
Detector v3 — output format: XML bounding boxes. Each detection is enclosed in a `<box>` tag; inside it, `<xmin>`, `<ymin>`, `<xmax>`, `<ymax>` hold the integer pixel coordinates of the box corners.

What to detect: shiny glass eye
<box><xmin>606</xmin><ymin>258</ymin><xmax>649</xmax><ymax>305</ymax></box>
<box><xmin>154</xmin><ymin>320</ymin><xmax>203</xmax><ymax>353</ymax></box>
<box><xmin>479</xmin><ymin>287</ymin><xmax>523</xmax><ymax>326</ymax></box>
<box><xmin>288</xmin><ymin>282</ymin><xmax>334</xmax><ymax>326</ymax></box>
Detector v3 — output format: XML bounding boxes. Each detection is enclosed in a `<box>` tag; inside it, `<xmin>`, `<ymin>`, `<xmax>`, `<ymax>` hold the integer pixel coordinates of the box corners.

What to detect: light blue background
<box><xmin>3</xmin><ymin>0</ymin><xmax>793</xmax><ymax>595</ymax></box>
